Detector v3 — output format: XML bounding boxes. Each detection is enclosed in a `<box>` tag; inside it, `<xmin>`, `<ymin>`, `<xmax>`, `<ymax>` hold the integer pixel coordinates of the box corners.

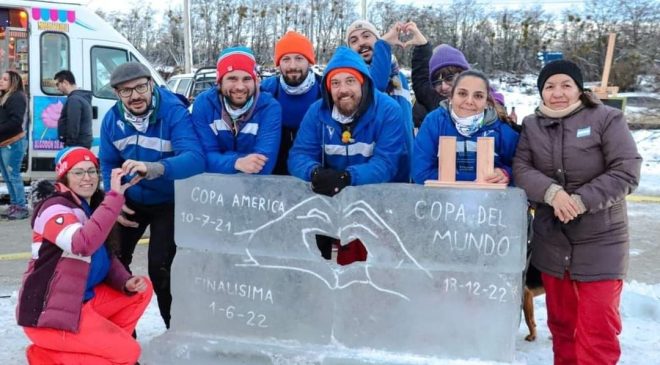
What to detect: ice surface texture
<box><xmin>145</xmin><ymin>174</ymin><xmax>528</xmax><ymax>364</ymax></box>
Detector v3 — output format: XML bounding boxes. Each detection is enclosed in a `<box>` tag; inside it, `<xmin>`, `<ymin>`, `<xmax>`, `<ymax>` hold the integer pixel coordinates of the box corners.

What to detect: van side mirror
<box><xmin>92</xmin><ymin>106</ymin><xmax>98</xmax><ymax>119</ymax></box>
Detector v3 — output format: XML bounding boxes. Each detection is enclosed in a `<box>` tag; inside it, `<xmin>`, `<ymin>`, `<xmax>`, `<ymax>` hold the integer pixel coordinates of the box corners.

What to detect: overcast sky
<box><xmin>87</xmin><ymin>0</ymin><xmax>586</xmax><ymax>15</ymax></box>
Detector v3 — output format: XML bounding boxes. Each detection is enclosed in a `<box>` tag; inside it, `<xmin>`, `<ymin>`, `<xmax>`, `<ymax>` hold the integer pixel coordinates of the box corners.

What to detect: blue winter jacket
<box><xmin>192</xmin><ymin>87</ymin><xmax>282</xmax><ymax>174</ymax></box>
<box><xmin>366</xmin><ymin>39</ymin><xmax>413</xmax><ymax>182</ymax></box>
<box><xmin>99</xmin><ymin>87</ymin><xmax>204</xmax><ymax>205</ymax></box>
<box><xmin>412</xmin><ymin>101</ymin><xmax>519</xmax><ymax>184</ymax></box>
<box><xmin>288</xmin><ymin>46</ymin><xmax>405</xmax><ymax>186</ymax></box>
<box><xmin>260</xmin><ymin>73</ymin><xmax>323</xmax><ymax>130</ymax></box>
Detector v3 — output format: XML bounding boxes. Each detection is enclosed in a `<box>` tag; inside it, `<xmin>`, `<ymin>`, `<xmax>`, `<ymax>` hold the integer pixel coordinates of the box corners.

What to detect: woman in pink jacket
<box><xmin>16</xmin><ymin>147</ymin><xmax>152</xmax><ymax>365</ymax></box>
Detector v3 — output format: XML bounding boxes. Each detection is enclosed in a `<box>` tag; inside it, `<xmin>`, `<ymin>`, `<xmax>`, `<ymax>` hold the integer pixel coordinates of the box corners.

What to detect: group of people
<box><xmin>11</xmin><ymin>18</ymin><xmax>642</xmax><ymax>365</ymax></box>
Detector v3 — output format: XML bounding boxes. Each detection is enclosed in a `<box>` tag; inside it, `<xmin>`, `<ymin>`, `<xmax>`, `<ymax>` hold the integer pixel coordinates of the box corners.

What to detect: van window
<box><xmin>40</xmin><ymin>32</ymin><xmax>70</xmax><ymax>94</ymax></box>
<box><xmin>91</xmin><ymin>46</ymin><xmax>128</xmax><ymax>99</ymax></box>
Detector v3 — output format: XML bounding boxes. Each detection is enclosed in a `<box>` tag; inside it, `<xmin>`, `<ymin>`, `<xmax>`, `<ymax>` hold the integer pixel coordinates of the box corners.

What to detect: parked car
<box><xmin>166</xmin><ymin>67</ymin><xmax>217</xmax><ymax>103</ymax></box>
<box><xmin>166</xmin><ymin>73</ymin><xmax>194</xmax><ymax>96</ymax></box>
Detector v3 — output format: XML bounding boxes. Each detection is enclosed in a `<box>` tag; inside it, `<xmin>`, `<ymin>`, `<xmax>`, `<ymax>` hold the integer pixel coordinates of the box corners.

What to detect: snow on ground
<box><xmin>1</xmin><ymin>281</ymin><xmax>660</xmax><ymax>364</ymax></box>
<box><xmin>633</xmin><ymin>129</ymin><xmax>660</xmax><ymax>196</ymax></box>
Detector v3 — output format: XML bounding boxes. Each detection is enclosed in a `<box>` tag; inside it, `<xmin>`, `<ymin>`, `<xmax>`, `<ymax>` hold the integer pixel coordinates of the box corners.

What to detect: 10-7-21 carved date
<box><xmin>208</xmin><ymin>302</ymin><xmax>268</xmax><ymax>328</ymax></box>
<box><xmin>443</xmin><ymin>277</ymin><xmax>508</xmax><ymax>303</ymax></box>
<box><xmin>180</xmin><ymin>212</ymin><xmax>232</xmax><ymax>232</ymax></box>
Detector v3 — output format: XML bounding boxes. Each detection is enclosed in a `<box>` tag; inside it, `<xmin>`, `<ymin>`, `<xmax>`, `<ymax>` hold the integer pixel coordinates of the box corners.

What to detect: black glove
<box><xmin>311</xmin><ymin>168</ymin><xmax>351</xmax><ymax>197</ymax></box>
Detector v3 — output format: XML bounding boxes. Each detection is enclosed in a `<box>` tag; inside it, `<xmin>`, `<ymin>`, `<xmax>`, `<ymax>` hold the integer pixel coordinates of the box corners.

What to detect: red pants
<box><xmin>542</xmin><ymin>272</ymin><xmax>623</xmax><ymax>365</ymax></box>
<box><xmin>24</xmin><ymin>280</ymin><xmax>153</xmax><ymax>365</ymax></box>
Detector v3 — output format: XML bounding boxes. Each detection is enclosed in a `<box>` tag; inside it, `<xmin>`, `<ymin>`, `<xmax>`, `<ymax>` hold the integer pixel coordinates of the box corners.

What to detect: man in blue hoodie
<box><xmin>192</xmin><ymin>46</ymin><xmax>281</xmax><ymax>175</ymax></box>
<box><xmin>261</xmin><ymin>31</ymin><xmax>323</xmax><ymax>175</ymax></box>
<box><xmin>288</xmin><ymin>46</ymin><xmax>405</xmax><ymax>264</ymax></box>
<box><xmin>346</xmin><ymin>20</ymin><xmax>413</xmax><ymax>181</ymax></box>
<box><xmin>99</xmin><ymin>62</ymin><xmax>204</xmax><ymax>328</ymax></box>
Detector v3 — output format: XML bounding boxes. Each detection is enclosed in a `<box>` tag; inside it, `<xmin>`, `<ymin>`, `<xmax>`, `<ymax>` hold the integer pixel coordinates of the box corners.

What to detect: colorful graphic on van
<box><xmin>32</xmin><ymin>96</ymin><xmax>66</xmax><ymax>151</ymax></box>
<box><xmin>32</xmin><ymin>8</ymin><xmax>95</xmax><ymax>32</ymax></box>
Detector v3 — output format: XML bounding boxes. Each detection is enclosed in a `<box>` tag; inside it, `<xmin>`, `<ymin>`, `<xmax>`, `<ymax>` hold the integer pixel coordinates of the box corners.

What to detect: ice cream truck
<box><xmin>0</xmin><ymin>0</ymin><xmax>166</xmax><ymax>180</ymax></box>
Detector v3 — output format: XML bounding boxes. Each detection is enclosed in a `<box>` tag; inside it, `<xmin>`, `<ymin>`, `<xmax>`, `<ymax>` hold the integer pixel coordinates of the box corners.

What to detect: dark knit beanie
<box><xmin>537</xmin><ymin>60</ymin><xmax>584</xmax><ymax>94</ymax></box>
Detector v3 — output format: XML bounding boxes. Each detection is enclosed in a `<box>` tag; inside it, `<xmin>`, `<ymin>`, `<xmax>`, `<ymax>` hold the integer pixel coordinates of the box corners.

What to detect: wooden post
<box><xmin>601</xmin><ymin>33</ymin><xmax>616</xmax><ymax>89</ymax></box>
<box><xmin>438</xmin><ymin>136</ymin><xmax>456</xmax><ymax>182</ymax></box>
<box><xmin>593</xmin><ymin>33</ymin><xmax>619</xmax><ymax>99</ymax></box>
<box><xmin>476</xmin><ymin>137</ymin><xmax>494</xmax><ymax>183</ymax></box>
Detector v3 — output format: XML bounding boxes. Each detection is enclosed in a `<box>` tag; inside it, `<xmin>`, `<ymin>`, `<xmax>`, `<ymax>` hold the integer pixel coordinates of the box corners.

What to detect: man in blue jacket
<box><xmin>192</xmin><ymin>46</ymin><xmax>281</xmax><ymax>174</ymax></box>
<box><xmin>288</xmin><ymin>46</ymin><xmax>405</xmax><ymax>264</ymax></box>
<box><xmin>261</xmin><ymin>31</ymin><xmax>323</xmax><ymax>175</ymax></box>
<box><xmin>99</xmin><ymin>62</ymin><xmax>204</xmax><ymax>328</ymax></box>
<box><xmin>346</xmin><ymin>20</ymin><xmax>413</xmax><ymax>181</ymax></box>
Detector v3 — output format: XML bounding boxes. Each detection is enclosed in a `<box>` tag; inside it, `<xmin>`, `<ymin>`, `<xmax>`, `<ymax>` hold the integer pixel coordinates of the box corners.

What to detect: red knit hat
<box><xmin>55</xmin><ymin>147</ymin><xmax>99</xmax><ymax>179</ymax></box>
<box><xmin>216</xmin><ymin>46</ymin><xmax>257</xmax><ymax>82</ymax></box>
<box><xmin>325</xmin><ymin>67</ymin><xmax>364</xmax><ymax>90</ymax></box>
<box><xmin>274</xmin><ymin>31</ymin><xmax>315</xmax><ymax>66</ymax></box>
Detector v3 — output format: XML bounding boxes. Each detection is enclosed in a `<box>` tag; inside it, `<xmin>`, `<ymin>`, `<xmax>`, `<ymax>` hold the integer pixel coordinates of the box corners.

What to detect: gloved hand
<box><xmin>311</xmin><ymin>168</ymin><xmax>351</xmax><ymax>197</ymax></box>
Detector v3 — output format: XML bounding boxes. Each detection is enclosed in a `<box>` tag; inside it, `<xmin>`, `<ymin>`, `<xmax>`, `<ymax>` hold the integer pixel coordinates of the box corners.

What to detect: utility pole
<box><xmin>361</xmin><ymin>0</ymin><xmax>367</xmax><ymax>19</ymax></box>
<box><xmin>183</xmin><ymin>0</ymin><xmax>193</xmax><ymax>73</ymax></box>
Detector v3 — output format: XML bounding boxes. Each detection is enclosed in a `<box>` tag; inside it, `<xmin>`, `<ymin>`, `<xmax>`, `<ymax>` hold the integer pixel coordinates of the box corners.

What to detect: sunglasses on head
<box><xmin>432</xmin><ymin>73</ymin><xmax>458</xmax><ymax>87</ymax></box>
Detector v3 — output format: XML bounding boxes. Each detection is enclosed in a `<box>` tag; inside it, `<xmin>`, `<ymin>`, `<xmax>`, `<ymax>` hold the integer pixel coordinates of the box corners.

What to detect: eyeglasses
<box><xmin>432</xmin><ymin>73</ymin><xmax>457</xmax><ymax>87</ymax></box>
<box><xmin>68</xmin><ymin>168</ymin><xmax>100</xmax><ymax>178</ymax></box>
<box><xmin>116</xmin><ymin>82</ymin><xmax>150</xmax><ymax>98</ymax></box>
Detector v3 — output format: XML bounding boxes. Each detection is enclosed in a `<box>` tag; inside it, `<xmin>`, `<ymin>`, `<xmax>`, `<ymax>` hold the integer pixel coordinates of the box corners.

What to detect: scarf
<box><xmin>280</xmin><ymin>70</ymin><xmax>316</xmax><ymax>96</ymax></box>
<box><xmin>224</xmin><ymin>96</ymin><xmax>254</xmax><ymax>121</ymax></box>
<box><xmin>450</xmin><ymin>108</ymin><xmax>485</xmax><ymax>137</ymax></box>
<box><xmin>331</xmin><ymin>105</ymin><xmax>354</xmax><ymax>125</ymax></box>
<box><xmin>538</xmin><ymin>100</ymin><xmax>583</xmax><ymax>119</ymax></box>
<box><xmin>123</xmin><ymin>94</ymin><xmax>156</xmax><ymax>133</ymax></box>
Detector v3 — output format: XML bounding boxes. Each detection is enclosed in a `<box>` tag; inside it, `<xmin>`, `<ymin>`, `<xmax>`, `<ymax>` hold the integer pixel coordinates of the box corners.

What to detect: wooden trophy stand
<box><xmin>424</xmin><ymin>136</ymin><xmax>507</xmax><ymax>190</ymax></box>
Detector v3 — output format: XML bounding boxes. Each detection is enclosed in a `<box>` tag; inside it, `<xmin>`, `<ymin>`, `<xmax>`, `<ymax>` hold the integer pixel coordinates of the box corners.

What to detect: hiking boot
<box><xmin>8</xmin><ymin>205</ymin><xmax>29</xmax><ymax>220</ymax></box>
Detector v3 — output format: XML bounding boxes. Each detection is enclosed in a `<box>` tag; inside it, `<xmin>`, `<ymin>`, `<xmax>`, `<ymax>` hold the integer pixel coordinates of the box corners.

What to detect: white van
<box><xmin>1</xmin><ymin>0</ymin><xmax>165</xmax><ymax>181</ymax></box>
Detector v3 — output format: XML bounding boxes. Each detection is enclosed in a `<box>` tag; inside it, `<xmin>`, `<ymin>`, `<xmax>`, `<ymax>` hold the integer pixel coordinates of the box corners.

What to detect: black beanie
<box><xmin>537</xmin><ymin>60</ymin><xmax>584</xmax><ymax>94</ymax></box>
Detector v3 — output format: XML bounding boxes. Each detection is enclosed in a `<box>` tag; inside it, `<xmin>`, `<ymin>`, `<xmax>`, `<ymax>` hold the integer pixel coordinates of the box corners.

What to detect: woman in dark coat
<box><xmin>513</xmin><ymin>60</ymin><xmax>642</xmax><ymax>365</ymax></box>
<box><xmin>0</xmin><ymin>70</ymin><xmax>28</xmax><ymax>219</ymax></box>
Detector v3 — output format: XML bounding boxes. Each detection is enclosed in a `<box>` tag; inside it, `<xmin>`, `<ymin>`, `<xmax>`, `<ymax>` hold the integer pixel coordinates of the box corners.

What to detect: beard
<box><xmin>282</xmin><ymin>69</ymin><xmax>306</xmax><ymax>86</ymax></box>
<box><xmin>357</xmin><ymin>45</ymin><xmax>373</xmax><ymax>63</ymax></box>
<box><xmin>223</xmin><ymin>90</ymin><xmax>253</xmax><ymax>108</ymax></box>
<box><xmin>125</xmin><ymin>95</ymin><xmax>150</xmax><ymax>115</ymax></box>
<box><xmin>334</xmin><ymin>93</ymin><xmax>360</xmax><ymax>116</ymax></box>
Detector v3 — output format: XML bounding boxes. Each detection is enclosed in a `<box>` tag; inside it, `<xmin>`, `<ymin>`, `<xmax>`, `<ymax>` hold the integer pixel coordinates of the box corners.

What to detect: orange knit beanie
<box><xmin>325</xmin><ymin>68</ymin><xmax>364</xmax><ymax>90</ymax></box>
<box><xmin>274</xmin><ymin>31</ymin><xmax>315</xmax><ymax>66</ymax></box>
